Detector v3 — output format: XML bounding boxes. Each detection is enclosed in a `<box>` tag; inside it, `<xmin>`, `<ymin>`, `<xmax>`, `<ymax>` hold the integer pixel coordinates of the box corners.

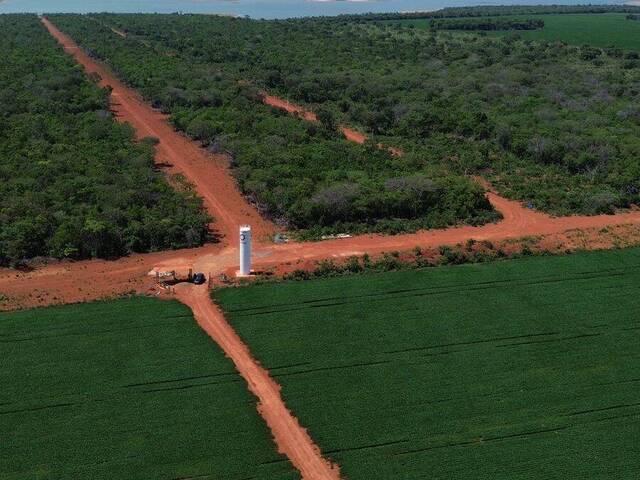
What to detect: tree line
<box><xmin>351</xmin><ymin>5</ymin><xmax>640</xmax><ymax>21</ymax></box>
<box><xmin>429</xmin><ymin>18</ymin><xmax>544</xmax><ymax>31</ymax></box>
<box><xmin>83</xmin><ymin>11</ymin><xmax>640</xmax><ymax>217</ymax></box>
<box><xmin>51</xmin><ymin>13</ymin><xmax>498</xmax><ymax>238</ymax></box>
<box><xmin>0</xmin><ymin>15</ymin><xmax>210</xmax><ymax>267</ymax></box>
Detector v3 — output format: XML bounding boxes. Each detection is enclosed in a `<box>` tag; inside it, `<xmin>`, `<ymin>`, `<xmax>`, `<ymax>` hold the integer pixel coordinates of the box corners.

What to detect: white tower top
<box><xmin>238</xmin><ymin>225</ymin><xmax>252</xmax><ymax>276</ymax></box>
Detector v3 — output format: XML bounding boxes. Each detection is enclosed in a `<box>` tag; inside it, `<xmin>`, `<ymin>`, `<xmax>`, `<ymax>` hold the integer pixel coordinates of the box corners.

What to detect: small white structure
<box><xmin>238</xmin><ymin>225</ymin><xmax>252</xmax><ymax>276</ymax></box>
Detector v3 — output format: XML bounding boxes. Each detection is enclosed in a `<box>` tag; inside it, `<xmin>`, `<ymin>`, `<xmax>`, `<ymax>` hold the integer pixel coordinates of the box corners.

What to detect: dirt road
<box><xmin>41</xmin><ymin>17</ymin><xmax>276</xmax><ymax>245</ymax></box>
<box><xmin>5</xmin><ymin>26</ymin><xmax>640</xmax><ymax>308</ymax></box>
<box><xmin>5</xmin><ymin>189</ymin><xmax>640</xmax><ymax>311</ymax></box>
<box><xmin>262</xmin><ymin>95</ymin><xmax>367</xmax><ymax>142</ymax></box>
<box><xmin>175</xmin><ymin>284</ymin><xmax>340</xmax><ymax>480</ymax></box>
<box><xmin>262</xmin><ymin>95</ymin><xmax>402</xmax><ymax>156</ymax></box>
<box><xmin>5</xmin><ymin>18</ymin><xmax>640</xmax><ymax>480</ymax></box>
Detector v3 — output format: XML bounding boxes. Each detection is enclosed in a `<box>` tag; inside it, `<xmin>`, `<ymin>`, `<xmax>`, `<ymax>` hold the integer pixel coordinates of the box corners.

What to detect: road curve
<box><xmin>174</xmin><ymin>284</ymin><xmax>341</xmax><ymax>480</ymax></box>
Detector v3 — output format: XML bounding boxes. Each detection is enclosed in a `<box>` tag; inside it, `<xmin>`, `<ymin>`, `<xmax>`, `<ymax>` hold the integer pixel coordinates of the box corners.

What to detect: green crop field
<box><xmin>497</xmin><ymin>13</ymin><xmax>640</xmax><ymax>50</ymax></box>
<box><xmin>397</xmin><ymin>13</ymin><xmax>640</xmax><ymax>50</ymax></box>
<box><xmin>0</xmin><ymin>298</ymin><xmax>299</xmax><ymax>480</ymax></box>
<box><xmin>216</xmin><ymin>249</ymin><xmax>640</xmax><ymax>479</ymax></box>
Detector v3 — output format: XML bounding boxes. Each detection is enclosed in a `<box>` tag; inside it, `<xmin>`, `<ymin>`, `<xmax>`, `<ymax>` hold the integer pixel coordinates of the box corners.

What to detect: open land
<box><xmin>395</xmin><ymin>13</ymin><xmax>640</xmax><ymax>50</ymax></box>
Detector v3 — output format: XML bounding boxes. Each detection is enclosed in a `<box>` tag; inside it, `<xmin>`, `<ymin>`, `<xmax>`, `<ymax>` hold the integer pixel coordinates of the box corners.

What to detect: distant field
<box><xmin>216</xmin><ymin>249</ymin><xmax>640</xmax><ymax>479</ymax></box>
<box><xmin>0</xmin><ymin>298</ymin><xmax>298</xmax><ymax>480</ymax></box>
<box><xmin>395</xmin><ymin>13</ymin><xmax>640</xmax><ymax>50</ymax></box>
<box><xmin>503</xmin><ymin>13</ymin><xmax>640</xmax><ymax>50</ymax></box>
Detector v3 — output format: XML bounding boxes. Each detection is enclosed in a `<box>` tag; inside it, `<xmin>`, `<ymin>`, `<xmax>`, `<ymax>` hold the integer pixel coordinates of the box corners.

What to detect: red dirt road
<box><xmin>263</xmin><ymin>95</ymin><xmax>319</xmax><ymax>122</ymax></box>
<box><xmin>6</xmin><ymin>26</ymin><xmax>640</xmax><ymax>309</ymax></box>
<box><xmin>41</xmin><ymin>17</ymin><xmax>276</xmax><ymax>245</ymax></box>
<box><xmin>263</xmin><ymin>95</ymin><xmax>402</xmax><ymax>156</ymax></box>
<box><xmin>6</xmin><ymin>18</ymin><xmax>640</xmax><ymax>480</ymax></box>
<box><xmin>6</xmin><ymin>190</ymin><xmax>640</xmax><ymax>311</ymax></box>
<box><xmin>175</xmin><ymin>284</ymin><xmax>340</xmax><ymax>480</ymax></box>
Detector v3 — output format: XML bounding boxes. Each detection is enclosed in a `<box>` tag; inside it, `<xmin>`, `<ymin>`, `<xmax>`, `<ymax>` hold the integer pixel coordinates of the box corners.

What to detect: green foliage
<box><xmin>216</xmin><ymin>248</ymin><xmax>640</xmax><ymax>479</ymax></box>
<box><xmin>0</xmin><ymin>297</ymin><xmax>299</xmax><ymax>479</ymax></box>
<box><xmin>50</xmin><ymin>14</ymin><xmax>498</xmax><ymax>236</ymax></box>
<box><xmin>64</xmin><ymin>11</ymin><xmax>640</xmax><ymax>218</ymax></box>
<box><xmin>357</xmin><ymin>5</ymin><xmax>640</xmax><ymax>21</ymax></box>
<box><xmin>0</xmin><ymin>15</ymin><xmax>210</xmax><ymax>266</ymax></box>
<box><xmin>494</xmin><ymin>13</ymin><xmax>640</xmax><ymax>50</ymax></box>
<box><xmin>430</xmin><ymin>18</ymin><xmax>544</xmax><ymax>31</ymax></box>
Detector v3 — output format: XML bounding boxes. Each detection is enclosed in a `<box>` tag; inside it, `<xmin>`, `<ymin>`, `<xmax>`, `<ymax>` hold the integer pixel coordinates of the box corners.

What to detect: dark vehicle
<box><xmin>192</xmin><ymin>272</ymin><xmax>206</xmax><ymax>285</ymax></box>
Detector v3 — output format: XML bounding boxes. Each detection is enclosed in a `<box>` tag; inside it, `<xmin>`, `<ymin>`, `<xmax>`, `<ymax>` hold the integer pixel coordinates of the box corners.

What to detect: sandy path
<box><xmin>174</xmin><ymin>284</ymin><xmax>340</xmax><ymax>480</ymax></box>
<box><xmin>41</xmin><ymin>17</ymin><xmax>276</xmax><ymax>245</ymax></box>
<box><xmin>87</xmin><ymin>16</ymin><xmax>128</xmax><ymax>38</ymax></box>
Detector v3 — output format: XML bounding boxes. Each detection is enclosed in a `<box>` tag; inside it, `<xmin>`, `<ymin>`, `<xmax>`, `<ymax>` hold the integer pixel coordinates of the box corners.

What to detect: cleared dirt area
<box><xmin>41</xmin><ymin>17</ymin><xmax>276</xmax><ymax>246</ymax></box>
<box><xmin>4</xmin><ymin>196</ymin><xmax>640</xmax><ymax>311</ymax></box>
<box><xmin>175</xmin><ymin>284</ymin><xmax>341</xmax><ymax>480</ymax></box>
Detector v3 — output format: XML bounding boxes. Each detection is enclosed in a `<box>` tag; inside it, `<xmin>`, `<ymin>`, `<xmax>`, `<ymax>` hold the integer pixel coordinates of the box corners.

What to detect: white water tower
<box><xmin>239</xmin><ymin>225</ymin><xmax>252</xmax><ymax>276</ymax></box>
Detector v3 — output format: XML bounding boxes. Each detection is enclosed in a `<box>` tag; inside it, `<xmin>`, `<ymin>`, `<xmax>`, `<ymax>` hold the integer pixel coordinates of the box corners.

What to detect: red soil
<box><xmin>264</xmin><ymin>95</ymin><xmax>318</xmax><ymax>122</ymax></box>
<box><xmin>263</xmin><ymin>95</ymin><xmax>403</xmax><ymax>156</ymax></box>
<box><xmin>4</xmin><ymin>18</ymin><xmax>640</xmax><ymax>480</ymax></box>
<box><xmin>41</xmin><ymin>17</ymin><xmax>276</xmax><ymax>246</ymax></box>
<box><xmin>341</xmin><ymin>126</ymin><xmax>366</xmax><ymax>144</ymax></box>
<box><xmin>174</xmin><ymin>284</ymin><xmax>341</xmax><ymax>480</ymax></box>
<box><xmin>6</xmin><ymin>191</ymin><xmax>640</xmax><ymax>311</ymax></box>
<box><xmin>7</xmin><ymin>22</ymin><xmax>640</xmax><ymax>310</ymax></box>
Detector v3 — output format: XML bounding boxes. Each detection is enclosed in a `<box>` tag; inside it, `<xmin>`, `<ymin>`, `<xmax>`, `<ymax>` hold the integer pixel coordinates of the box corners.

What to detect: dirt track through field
<box><xmin>7</xmin><ymin>17</ymin><xmax>640</xmax><ymax>480</ymax></box>
<box><xmin>41</xmin><ymin>17</ymin><xmax>276</xmax><ymax>245</ymax></box>
<box><xmin>174</xmin><ymin>284</ymin><xmax>341</xmax><ymax>480</ymax></box>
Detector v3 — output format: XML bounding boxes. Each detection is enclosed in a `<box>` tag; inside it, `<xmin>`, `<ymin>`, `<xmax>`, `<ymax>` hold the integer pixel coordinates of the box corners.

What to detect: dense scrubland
<box><xmin>216</xmin><ymin>248</ymin><xmax>640</xmax><ymax>479</ymax></box>
<box><xmin>0</xmin><ymin>297</ymin><xmax>299</xmax><ymax>480</ymax></box>
<box><xmin>8</xmin><ymin>8</ymin><xmax>640</xmax><ymax>258</ymax></box>
<box><xmin>50</xmin><ymin>13</ymin><xmax>497</xmax><ymax>238</ymax></box>
<box><xmin>0</xmin><ymin>15</ymin><xmax>210</xmax><ymax>266</ymax></box>
<box><xmin>85</xmin><ymin>8</ymin><xmax>640</xmax><ymax>217</ymax></box>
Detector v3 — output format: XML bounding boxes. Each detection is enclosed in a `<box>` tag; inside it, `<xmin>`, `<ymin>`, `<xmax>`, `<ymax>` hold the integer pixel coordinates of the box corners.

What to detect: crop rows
<box><xmin>0</xmin><ymin>297</ymin><xmax>299</xmax><ymax>480</ymax></box>
<box><xmin>216</xmin><ymin>248</ymin><xmax>640</xmax><ymax>479</ymax></box>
